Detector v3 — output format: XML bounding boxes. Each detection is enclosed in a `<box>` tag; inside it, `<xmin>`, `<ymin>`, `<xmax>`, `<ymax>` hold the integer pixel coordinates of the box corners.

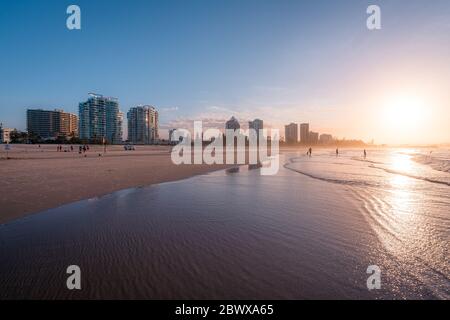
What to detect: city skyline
<box><xmin>0</xmin><ymin>0</ymin><xmax>449</xmax><ymax>144</ymax></box>
<box><xmin>11</xmin><ymin>103</ymin><xmax>344</xmax><ymax>145</ymax></box>
<box><xmin>0</xmin><ymin>1</ymin><xmax>449</xmax><ymax>303</ymax></box>
<box><xmin>0</xmin><ymin>99</ymin><xmax>445</xmax><ymax>145</ymax></box>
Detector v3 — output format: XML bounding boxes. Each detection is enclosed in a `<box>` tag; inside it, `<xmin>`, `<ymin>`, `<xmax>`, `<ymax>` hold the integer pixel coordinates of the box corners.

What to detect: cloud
<box><xmin>160</xmin><ymin>106</ymin><xmax>179</xmax><ymax>112</ymax></box>
<box><xmin>158</xmin><ymin>98</ymin><xmax>342</xmax><ymax>139</ymax></box>
<box><xmin>161</xmin><ymin>104</ymin><xmax>287</xmax><ymax>132</ymax></box>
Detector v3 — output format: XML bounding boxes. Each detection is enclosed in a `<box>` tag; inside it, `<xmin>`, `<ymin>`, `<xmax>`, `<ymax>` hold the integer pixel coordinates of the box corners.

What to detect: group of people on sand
<box><xmin>55</xmin><ymin>145</ymin><xmax>90</xmax><ymax>154</ymax></box>
<box><xmin>78</xmin><ymin>145</ymin><xmax>89</xmax><ymax>154</ymax></box>
<box><xmin>306</xmin><ymin>147</ymin><xmax>367</xmax><ymax>159</ymax></box>
<box><xmin>56</xmin><ymin>145</ymin><xmax>73</xmax><ymax>152</ymax></box>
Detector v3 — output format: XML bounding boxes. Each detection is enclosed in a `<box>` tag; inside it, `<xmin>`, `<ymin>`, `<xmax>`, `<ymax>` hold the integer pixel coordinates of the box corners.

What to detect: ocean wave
<box><xmin>369</xmin><ymin>165</ymin><xmax>450</xmax><ymax>187</ymax></box>
<box><xmin>350</xmin><ymin>157</ymin><xmax>385</xmax><ymax>165</ymax></box>
<box><xmin>352</xmin><ymin>188</ymin><xmax>450</xmax><ymax>299</ymax></box>
<box><xmin>283</xmin><ymin>163</ymin><xmax>379</xmax><ymax>187</ymax></box>
<box><xmin>412</xmin><ymin>155</ymin><xmax>450</xmax><ymax>173</ymax></box>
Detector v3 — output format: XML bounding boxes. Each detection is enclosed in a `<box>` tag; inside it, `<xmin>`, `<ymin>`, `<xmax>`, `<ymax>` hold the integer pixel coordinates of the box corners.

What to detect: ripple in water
<box><xmin>0</xmin><ymin>150</ymin><xmax>448</xmax><ymax>299</ymax></box>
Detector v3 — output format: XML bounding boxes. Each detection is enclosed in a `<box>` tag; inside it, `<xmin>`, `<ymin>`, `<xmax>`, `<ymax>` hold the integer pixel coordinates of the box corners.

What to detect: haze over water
<box><xmin>0</xmin><ymin>148</ymin><xmax>448</xmax><ymax>299</ymax></box>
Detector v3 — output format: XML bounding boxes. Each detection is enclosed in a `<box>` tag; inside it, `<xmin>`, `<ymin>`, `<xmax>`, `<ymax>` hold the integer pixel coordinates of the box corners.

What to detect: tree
<box><xmin>10</xmin><ymin>129</ymin><xmax>28</xmax><ymax>144</ymax></box>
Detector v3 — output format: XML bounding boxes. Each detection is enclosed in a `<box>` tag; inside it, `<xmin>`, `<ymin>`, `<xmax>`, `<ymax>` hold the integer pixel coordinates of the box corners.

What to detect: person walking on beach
<box><xmin>309</xmin><ymin>147</ymin><xmax>312</xmax><ymax>157</ymax></box>
<box><xmin>364</xmin><ymin>149</ymin><xmax>367</xmax><ymax>159</ymax></box>
<box><xmin>336</xmin><ymin>148</ymin><xmax>339</xmax><ymax>157</ymax></box>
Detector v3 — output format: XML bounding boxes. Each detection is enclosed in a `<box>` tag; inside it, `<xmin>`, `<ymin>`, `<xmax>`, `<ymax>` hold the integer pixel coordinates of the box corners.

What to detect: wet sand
<box><xmin>1</xmin><ymin>150</ymin><xmax>448</xmax><ymax>299</ymax></box>
<box><xmin>0</xmin><ymin>144</ymin><xmax>230</xmax><ymax>224</ymax></box>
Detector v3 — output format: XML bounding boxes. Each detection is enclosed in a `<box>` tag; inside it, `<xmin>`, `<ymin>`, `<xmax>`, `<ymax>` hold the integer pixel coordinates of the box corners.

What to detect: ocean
<box><xmin>0</xmin><ymin>148</ymin><xmax>448</xmax><ymax>299</ymax></box>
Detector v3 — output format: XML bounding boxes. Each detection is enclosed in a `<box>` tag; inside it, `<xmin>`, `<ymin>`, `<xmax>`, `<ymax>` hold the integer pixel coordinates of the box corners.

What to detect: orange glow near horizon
<box><xmin>375</xmin><ymin>93</ymin><xmax>433</xmax><ymax>144</ymax></box>
<box><xmin>366</xmin><ymin>89</ymin><xmax>443</xmax><ymax>145</ymax></box>
<box><xmin>383</xmin><ymin>94</ymin><xmax>427</xmax><ymax>131</ymax></box>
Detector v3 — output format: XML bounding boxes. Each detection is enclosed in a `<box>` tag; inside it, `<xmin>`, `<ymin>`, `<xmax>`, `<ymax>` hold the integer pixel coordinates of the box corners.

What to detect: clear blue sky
<box><xmin>1</xmin><ymin>0</ymin><xmax>449</xmax><ymax>142</ymax></box>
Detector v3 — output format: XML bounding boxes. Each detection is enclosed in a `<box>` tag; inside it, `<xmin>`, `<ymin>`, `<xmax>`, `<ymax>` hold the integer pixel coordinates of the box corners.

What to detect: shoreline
<box><xmin>0</xmin><ymin>145</ymin><xmax>231</xmax><ymax>225</ymax></box>
<box><xmin>0</xmin><ymin>147</ymin><xmax>448</xmax><ymax>299</ymax></box>
<box><xmin>1</xmin><ymin>144</ymin><xmax>435</xmax><ymax>225</ymax></box>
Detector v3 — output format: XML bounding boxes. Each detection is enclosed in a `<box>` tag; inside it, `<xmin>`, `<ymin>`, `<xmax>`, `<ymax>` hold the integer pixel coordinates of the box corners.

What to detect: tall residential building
<box><xmin>27</xmin><ymin>109</ymin><xmax>78</xmax><ymax>139</ymax></box>
<box><xmin>284</xmin><ymin>123</ymin><xmax>298</xmax><ymax>144</ymax></box>
<box><xmin>225</xmin><ymin>116</ymin><xmax>240</xmax><ymax>130</ymax></box>
<box><xmin>118</xmin><ymin>111</ymin><xmax>124</xmax><ymax>142</ymax></box>
<box><xmin>249</xmin><ymin>118</ymin><xmax>264</xmax><ymax>142</ymax></box>
<box><xmin>309</xmin><ymin>131</ymin><xmax>319</xmax><ymax>144</ymax></box>
<box><xmin>149</xmin><ymin>107</ymin><xmax>158</xmax><ymax>140</ymax></box>
<box><xmin>60</xmin><ymin>111</ymin><xmax>78</xmax><ymax>137</ymax></box>
<box><xmin>248</xmin><ymin>119</ymin><xmax>263</xmax><ymax>132</ymax></box>
<box><xmin>319</xmin><ymin>134</ymin><xmax>333</xmax><ymax>144</ymax></box>
<box><xmin>169</xmin><ymin>129</ymin><xmax>176</xmax><ymax>142</ymax></box>
<box><xmin>127</xmin><ymin>105</ymin><xmax>159</xmax><ymax>144</ymax></box>
<box><xmin>300</xmin><ymin>123</ymin><xmax>310</xmax><ymax>144</ymax></box>
<box><xmin>79</xmin><ymin>93</ymin><xmax>123</xmax><ymax>144</ymax></box>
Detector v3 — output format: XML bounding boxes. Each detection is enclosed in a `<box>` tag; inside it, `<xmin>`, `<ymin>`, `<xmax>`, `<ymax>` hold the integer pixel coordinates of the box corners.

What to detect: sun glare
<box><xmin>383</xmin><ymin>95</ymin><xmax>426</xmax><ymax>130</ymax></box>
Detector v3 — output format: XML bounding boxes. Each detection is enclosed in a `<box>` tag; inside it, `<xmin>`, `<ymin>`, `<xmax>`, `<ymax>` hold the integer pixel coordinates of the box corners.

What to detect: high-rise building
<box><xmin>127</xmin><ymin>105</ymin><xmax>159</xmax><ymax>144</ymax></box>
<box><xmin>309</xmin><ymin>131</ymin><xmax>319</xmax><ymax>144</ymax></box>
<box><xmin>149</xmin><ymin>107</ymin><xmax>158</xmax><ymax>140</ymax></box>
<box><xmin>300</xmin><ymin>123</ymin><xmax>310</xmax><ymax>144</ymax></box>
<box><xmin>169</xmin><ymin>129</ymin><xmax>176</xmax><ymax>142</ymax></box>
<box><xmin>60</xmin><ymin>111</ymin><xmax>78</xmax><ymax>137</ymax></box>
<box><xmin>249</xmin><ymin>118</ymin><xmax>264</xmax><ymax>143</ymax></box>
<box><xmin>27</xmin><ymin>109</ymin><xmax>78</xmax><ymax>139</ymax></box>
<box><xmin>79</xmin><ymin>93</ymin><xmax>123</xmax><ymax>144</ymax></box>
<box><xmin>248</xmin><ymin>119</ymin><xmax>263</xmax><ymax>132</ymax></box>
<box><xmin>225</xmin><ymin>116</ymin><xmax>240</xmax><ymax>130</ymax></box>
<box><xmin>284</xmin><ymin>123</ymin><xmax>298</xmax><ymax>144</ymax></box>
<box><xmin>319</xmin><ymin>134</ymin><xmax>333</xmax><ymax>144</ymax></box>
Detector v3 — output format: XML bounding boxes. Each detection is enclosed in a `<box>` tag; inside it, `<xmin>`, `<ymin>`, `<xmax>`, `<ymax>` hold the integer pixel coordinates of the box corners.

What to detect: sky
<box><xmin>0</xmin><ymin>0</ymin><xmax>449</xmax><ymax>144</ymax></box>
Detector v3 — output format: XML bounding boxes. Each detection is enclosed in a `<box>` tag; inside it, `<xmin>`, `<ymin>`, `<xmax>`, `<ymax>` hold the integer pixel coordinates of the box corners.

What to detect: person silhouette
<box><xmin>336</xmin><ymin>148</ymin><xmax>339</xmax><ymax>157</ymax></box>
<box><xmin>364</xmin><ymin>149</ymin><xmax>367</xmax><ymax>159</ymax></box>
<box><xmin>309</xmin><ymin>147</ymin><xmax>312</xmax><ymax>157</ymax></box>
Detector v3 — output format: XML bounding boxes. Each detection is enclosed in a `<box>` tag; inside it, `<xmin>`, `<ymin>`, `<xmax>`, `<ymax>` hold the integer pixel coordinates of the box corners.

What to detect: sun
<box><xmin>383</xmin><ymin>94</ymin><xmax>426</xmax><ymax>130</ymax></box>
